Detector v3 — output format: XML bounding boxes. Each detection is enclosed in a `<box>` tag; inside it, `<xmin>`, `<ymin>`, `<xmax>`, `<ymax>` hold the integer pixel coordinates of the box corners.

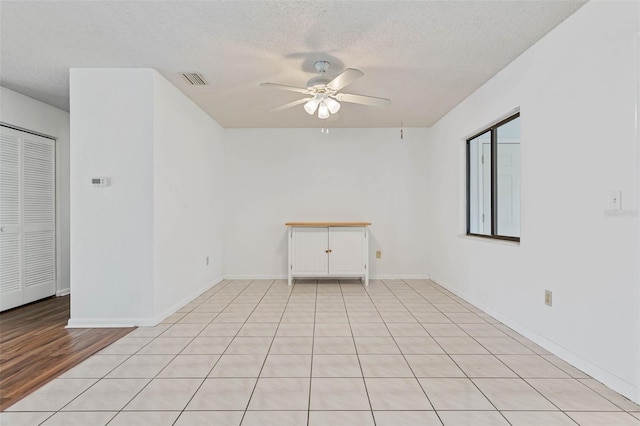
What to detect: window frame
<box><xmin>466</xmin><ymin>112</ymin><xmax>520</xmax><ymax>242</ymax></box>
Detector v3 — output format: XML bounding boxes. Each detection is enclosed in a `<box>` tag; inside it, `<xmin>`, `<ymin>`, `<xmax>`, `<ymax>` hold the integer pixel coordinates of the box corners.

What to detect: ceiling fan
<box><xmin>260</xmin><ymin>61</ymin><xmax>391</xmax><ymax>120</ymax></box>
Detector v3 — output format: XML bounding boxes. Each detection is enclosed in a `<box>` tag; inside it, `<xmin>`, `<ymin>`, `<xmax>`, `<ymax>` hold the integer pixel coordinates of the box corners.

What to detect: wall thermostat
<box><xmin>91</xmin><ymin>177</ymin><xmax>109</xmax><ymax>187</ymax></box>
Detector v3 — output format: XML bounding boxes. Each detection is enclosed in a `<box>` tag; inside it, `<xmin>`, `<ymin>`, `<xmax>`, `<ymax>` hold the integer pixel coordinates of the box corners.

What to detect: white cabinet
<box><xmin>286</xmin><ymin>223</ymin><xmax>370</xmax><ymax>286</ymax></box>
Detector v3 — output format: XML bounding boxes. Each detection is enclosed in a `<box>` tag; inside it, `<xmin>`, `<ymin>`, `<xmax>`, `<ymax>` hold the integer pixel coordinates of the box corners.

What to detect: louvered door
<box><xmin>0</xmin><ymin>126</ymin><xmax>55</xmax><ymax>311</ymax></box>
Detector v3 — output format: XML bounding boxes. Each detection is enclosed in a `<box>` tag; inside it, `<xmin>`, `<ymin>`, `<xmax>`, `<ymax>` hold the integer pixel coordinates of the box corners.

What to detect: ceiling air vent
<box><xmin>180</xmin><ymin>72</ymin><xmax>208</xmax><ymax>86</ymax></box>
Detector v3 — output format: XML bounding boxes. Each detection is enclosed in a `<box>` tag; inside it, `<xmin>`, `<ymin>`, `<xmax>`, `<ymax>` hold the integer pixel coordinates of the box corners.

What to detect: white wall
<box><xmin>425</xmin><ymin>0</ymin><xmax>640</xmax><ymax>402</ymax></box>
<box><xmin>69</xmin><ymin>69</ymin><xmax>155</xmax><ymax>325</ymax></box>
<box><xmin>224</xmin><ymin>127</ymin><xmax>430</xmax><ymax>279</ymax></box>
<box><xmin>152</xmin><ymin>72</ymin><xmax>225</xmax><ymax>319</ymax></box>
<box><xmin>0</xmin><ymin>86</ymin><xmax>71</xmax><ymax>296</ymax></box>
<box><xmin>69</xmin><ymin>68</ymin><xmax>225</xmax><ymax>326</ymax></box>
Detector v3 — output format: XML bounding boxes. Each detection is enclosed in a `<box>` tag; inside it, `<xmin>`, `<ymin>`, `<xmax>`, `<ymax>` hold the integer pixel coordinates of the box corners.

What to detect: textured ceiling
<box><xmin>0</xmin><ymin>1</ymin><xmax>586</xmax><ymax>128</ymax></box>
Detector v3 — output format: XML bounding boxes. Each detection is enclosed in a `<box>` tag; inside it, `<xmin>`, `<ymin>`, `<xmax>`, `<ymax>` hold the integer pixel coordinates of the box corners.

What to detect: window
<box><xmin>467</xmin><ymin>113</ymin><xmax>520</xmax><ymax>241</ymax></box>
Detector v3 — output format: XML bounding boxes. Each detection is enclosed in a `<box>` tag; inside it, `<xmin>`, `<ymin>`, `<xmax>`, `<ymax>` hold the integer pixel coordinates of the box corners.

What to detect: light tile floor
<box><xmin>3</xmin><ymin>279</ymin><xmax>639</xmax><ymax>426</ymax></box>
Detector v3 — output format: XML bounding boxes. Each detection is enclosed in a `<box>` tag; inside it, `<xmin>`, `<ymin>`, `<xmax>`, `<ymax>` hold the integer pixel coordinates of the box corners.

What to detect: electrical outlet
<box><xmin>376</xmin><ymin>250</ymin><xmax>382</xmax><ymax>259</ymax></box>
<box><xmin>206</xmin><ymin>256</ymin><xmax>210</xmax><ymax>266</ymax></box>
<box><xmin>544</xmin><ymin>290</ymin><xmax>552</xmax><ymax>307</ymax></box>
<box><xmin>609</xmin><ymin>190</ymin><xmax>622</xmax><ymax>210</ymax></box>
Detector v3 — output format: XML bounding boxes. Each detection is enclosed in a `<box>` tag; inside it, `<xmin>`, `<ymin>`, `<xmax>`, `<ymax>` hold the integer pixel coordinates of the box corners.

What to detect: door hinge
<box><xmin>481</xmin><ymin>155</ymin><xmax>484</xmax><ymax>164</ymax></box>
<box><xmin>290</xmin><ymin>264</ymin><xmax>292</xmax><ymax>270</ymax></box>
<box><xmin>482</xmin><ymin>214</ymin><xmax>485</xmax><ymax>222</ymax></box>
<box><xmin>364</xmin><ymin>264</ymin><xmax>367</xmax><ymax>269</ymax></box>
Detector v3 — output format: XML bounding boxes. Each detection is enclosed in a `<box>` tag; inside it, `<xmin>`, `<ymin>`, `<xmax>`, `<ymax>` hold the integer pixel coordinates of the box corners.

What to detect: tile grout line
<box><xmin>238</xmin><ymin>279</ymin><xmax>294</xmax><ymax>424</ymax></box>
<box><xmin>306</xmin><ymin>279</ymin><xmax>318</xmax><ymax>426</ymax></box>
<box><xmin>166</xmin><ymin>279</ymin><xmax>249</xmax><ymax>426</ymax></box>
<box><xmin>339</xmin><ymin>279</ymin><xmax>376</xmax><ymax>424</ymax></box>
<box><xmin>170</xmin><ymin>279</ymin><xmax>256</xmax><ymax>426</ymax></box>
<box><xmin>377</xmin><ymin>279</ymin><xmax>445</xmax><ymax>425</ymax></box>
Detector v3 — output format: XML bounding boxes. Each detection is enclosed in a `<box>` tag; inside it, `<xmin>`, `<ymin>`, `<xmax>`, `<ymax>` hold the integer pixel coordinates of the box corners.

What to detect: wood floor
<box><xmin>0</xmin><ymin>296</ymin><xmax>134</xmax><ymax>411</ymax></box>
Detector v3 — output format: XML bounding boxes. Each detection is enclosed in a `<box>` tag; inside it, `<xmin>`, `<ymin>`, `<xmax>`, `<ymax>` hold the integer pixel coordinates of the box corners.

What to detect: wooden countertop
<box><xmin>285</xmin><ymin>222</ymin><xmax>371</xmax><ymax>227</ymax></box>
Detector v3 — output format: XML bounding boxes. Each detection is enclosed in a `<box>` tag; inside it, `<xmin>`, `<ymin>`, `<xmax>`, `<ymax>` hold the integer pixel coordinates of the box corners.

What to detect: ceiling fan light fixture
<box><xmin>304</xmin><ymin>98</ymin><xmax>320</xmax><ymax>115</ymax></box>
<box><xmin>325</xmin><ymin>97</ymin><xmax>341</xmax><ymax>114</ymax></box>
<box><xmin>317</xmin><ymin>101</ymin><xmax>330</xmax><ymax>119</ymax></box>
<box><xmin>261</xmin><ymin>62</ymin><xmax>390</xmax><ymax>121</ymax></box>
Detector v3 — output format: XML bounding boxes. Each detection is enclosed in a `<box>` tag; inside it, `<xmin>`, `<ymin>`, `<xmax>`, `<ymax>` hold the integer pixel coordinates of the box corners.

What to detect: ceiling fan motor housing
<box><xmin>306</xmin><ymin>76</ymin><xmax>332</xmax><ymax>91</ymax></box>
<box><xmin>314</xmin><ymin>61</ymin><xmax>330</xmax><ymax>73</ymax></box>
<box><xmin>307</xmin><ymin>61</ymin><xmax>333</xmax><ymax>91</ymax></box>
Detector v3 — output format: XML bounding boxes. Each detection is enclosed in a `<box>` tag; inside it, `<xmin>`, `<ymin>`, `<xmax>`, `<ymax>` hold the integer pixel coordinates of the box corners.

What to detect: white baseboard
<box><xmin>223</xmin><ymin>274</ymin><xmax>430</xmax><ymax>280</ymax></box>
<box><xmin>56</xmin><ymin>288</ymin><xmax>70</xmax><ymax>297</ymax></box>
<box><xmin>66</xmin><ymin>317</ymin><xmax>156</xmax><ymax>328</ymax></box>
<box><xmin>371</xmin><ymin>274</ymin><xmax>430</xmax><ymax>280</ymax></box>
<box><xmin>67</xmin><ymin>277</ymin><xmax>225</xmax><ymax>329</ymax></box>
<box><xmin>431</xmin><ymin>277</ymin><xmax>640</xmax><ymax>404</ymax></box>
<box><xmin>224</xmin><ymin>275</ymin><xmax>287</xmax><ymax>280</ymax></box>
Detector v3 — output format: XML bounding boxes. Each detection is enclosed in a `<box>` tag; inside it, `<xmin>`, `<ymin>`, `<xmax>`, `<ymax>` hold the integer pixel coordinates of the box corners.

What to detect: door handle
<box><xmin>325</xmin><ymin>249</ymin><xmax>332</xmax><ymax>253</ymax></box>
<box><xmin>0</xmin><ymin>227</ymin><xmax>4</xmax><ymax>232</ymax></box>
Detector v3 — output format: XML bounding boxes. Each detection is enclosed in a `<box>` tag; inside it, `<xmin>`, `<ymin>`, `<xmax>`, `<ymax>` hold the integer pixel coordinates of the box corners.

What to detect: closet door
<box><xmin>0</xmin><ymin>126</ymin><xmax>56</xmax><ymax>311</ymax></box>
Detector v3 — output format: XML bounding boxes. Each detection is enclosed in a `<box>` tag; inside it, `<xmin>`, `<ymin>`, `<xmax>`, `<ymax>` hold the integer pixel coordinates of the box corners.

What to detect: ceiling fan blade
<box><xmin>335</xmin><ymin>92</ymin><xmax>391</xmax><ymax>108</ymax></box>
<box><xmin>260</xmin><ymin>82</ymin><xmax>310</xmax><ymax>94</ymax></box>
<box><xmin>326</xmin><ymin>68</ymin><xmax>364</xmax><ymax>91</ymax></box>
<box><xmin>268</xmin><ymin>97</ymin><xmax>312</xmax><ymax>112</ymax></box>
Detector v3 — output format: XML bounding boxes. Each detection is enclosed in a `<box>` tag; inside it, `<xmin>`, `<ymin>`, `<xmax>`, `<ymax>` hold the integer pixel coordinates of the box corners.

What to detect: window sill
<box><xmin>458</xmin><ymin>234</ymin><xmax>520</xmax><ymax>246</ymax></box>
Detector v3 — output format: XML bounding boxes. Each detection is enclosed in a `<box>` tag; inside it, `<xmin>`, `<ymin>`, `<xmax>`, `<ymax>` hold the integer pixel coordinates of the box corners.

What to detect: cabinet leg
<box><xmin>364</xmin><ymin>275</ymin><xmax>369</xmax><ymax>286</ymax></box>
<box><xmin>288</xmin><ymin>276</ymin><xmax>292</xmax><ymax>286</ymax></box>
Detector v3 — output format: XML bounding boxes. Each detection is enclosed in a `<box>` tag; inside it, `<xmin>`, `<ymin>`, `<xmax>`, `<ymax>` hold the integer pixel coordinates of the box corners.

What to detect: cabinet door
<box><xmin>291</xmin><ymin>227</ymin><xmax>328</xmax><ymax>275</ymax></box>
<box><xmin>328</xmin><ymin>227</ymin><xmax>365</xmax><ymax>275</ymax></box>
